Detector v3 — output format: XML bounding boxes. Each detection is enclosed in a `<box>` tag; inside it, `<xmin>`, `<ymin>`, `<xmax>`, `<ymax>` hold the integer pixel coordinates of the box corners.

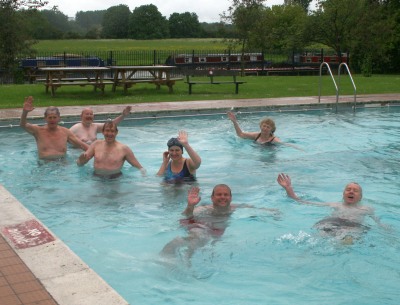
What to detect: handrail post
<box><xmin>338</xmin><ymin>62</ymin><xmax>357</xmax><ymax>113</ymax></box>
<box><xmin>319</xmin><ymin>62</ymin><xmax>339</xmax><ymax>112</ymax></box>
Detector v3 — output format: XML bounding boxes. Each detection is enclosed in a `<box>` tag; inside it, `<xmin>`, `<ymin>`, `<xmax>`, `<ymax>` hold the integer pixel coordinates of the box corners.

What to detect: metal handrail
<box><xmin>318</xmin><ymin>62</ymin><xmax>339</xmax><ymax>112</ymax></box>
<box><xmin>338</xmin><ymin>62</ymin><xmax>357</xmax><ymax>112</ymax></box>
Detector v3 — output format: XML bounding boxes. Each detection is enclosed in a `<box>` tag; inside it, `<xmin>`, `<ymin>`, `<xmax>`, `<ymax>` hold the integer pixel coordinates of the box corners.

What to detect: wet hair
<box><xmin>102</xmin><ymin>121</ymin><xmax>118</xmax><ymax>132</ymax></box>
<box><xmin>212</xmin><ymin>184</ymin><xmax>232</xmax><ymax>196</ymax></box>
<box><xmin>259</xmin><ymin>118</ymin><xmax>276</xmax><ymax>134</ymax></box>
<box><xmin>167</xmin><ymin>137</ymin><xmax>183</xmax><ymax>151</ymax></box>
<box><xmin>44</xmin><ymin>106</ymin><xmax>60</xmax><ymax>117</ymax></box>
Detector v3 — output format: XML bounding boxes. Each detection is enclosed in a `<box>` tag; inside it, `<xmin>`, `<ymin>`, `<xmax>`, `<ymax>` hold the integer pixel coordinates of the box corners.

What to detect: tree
<box><xmin>75</xmin><ymin>10</ymin><xmax>105</xmax><ymax>32</ymax></box>
<box><xmin>40</xmin><ymin>8</ymin><xmax>71</xmax><ymax>34</ymax></box>
<box><xmin>307</xmin><ymin>0</ymin><xmax>396</xmax><ymax>74</ymax></box>
<box><xmin>284</xmin><ymin>0</ymin><xmax>313</xmax><ymax>12</ymax></box>
<box><xmin>129</xmin><ymin>4</ymin><xmax>169</xmax><ymax>39</ymax></box>
<box><xmin>101</xmin><ymin>5</ymin><xmax>130</xmax><ymax>39</ymax></box>
<box><xmin>169</xmin><ymin>12</ymin><xmax>201</xmax><ymax>38</ymax></box>
<box><xmin>248</xmin><ymin>4</ymin><xmax>307</xmax><ymax>51</ymax></box>
<box><xmin>0</xmin><ymin>0</ymin><xmax>47</xmax><ymax>75</ymax></box>
<box><xmin>221</xmin><ymin>0</ymin><xmax>267</xmax><ymax>50</ymax></box>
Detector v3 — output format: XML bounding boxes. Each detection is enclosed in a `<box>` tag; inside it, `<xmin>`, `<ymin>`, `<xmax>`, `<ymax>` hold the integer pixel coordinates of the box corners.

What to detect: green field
<box><xmin>33</xmin><ymin>39</ymin><xmax>228</xmax><ymax>52</ymax></box>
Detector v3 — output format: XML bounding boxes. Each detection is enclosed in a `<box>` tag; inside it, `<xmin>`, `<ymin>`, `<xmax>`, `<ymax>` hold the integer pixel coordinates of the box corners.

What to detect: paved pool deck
<box><xmin>1</xmin><ymin>93</ymin><xmax>400</xmax><ymax>122</ymax></box>
<box><xmin>0</xmin><ymin>93</ymin><xmax>399</xmax><ymax>305</ymax></box>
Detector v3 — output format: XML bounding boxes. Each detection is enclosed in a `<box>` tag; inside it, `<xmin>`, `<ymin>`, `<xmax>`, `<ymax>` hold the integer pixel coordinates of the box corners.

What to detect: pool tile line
<box><xmin>0</xmin><ymin>184</ymin><xmax>130</xmax><ymax>305</ymax></box>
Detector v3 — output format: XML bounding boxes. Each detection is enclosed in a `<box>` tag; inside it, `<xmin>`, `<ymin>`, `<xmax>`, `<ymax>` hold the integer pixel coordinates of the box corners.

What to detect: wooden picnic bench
<box><xmin>109</xmin><ymin>65</ymin><xmax>183</xmax><ymax>93</ymax></box>
<box><xmin>184</xmin><ymin>69</ymin><xmax>246</xmax><ymax>94</ymax></box>
<box><xmin>38</xmin><ymin>67</ymin><xmax>112</xmax><ymax>96</ymax></box>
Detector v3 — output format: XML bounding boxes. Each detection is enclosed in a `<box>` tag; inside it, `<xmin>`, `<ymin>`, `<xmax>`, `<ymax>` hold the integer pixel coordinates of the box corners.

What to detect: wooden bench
<box><xmin>184</xmin><ymin>69</ymin><xmax>246</xmax><ymax>94</ymax></box>
<box><xmin>44</xmin><ymin>80</ymin><xmax>114</xmax><ymax>95</ymax></box>
<box><xmin>113</xmin><ymin>77</ymin><xmax>183</xmax><ymax>93</ymax></box>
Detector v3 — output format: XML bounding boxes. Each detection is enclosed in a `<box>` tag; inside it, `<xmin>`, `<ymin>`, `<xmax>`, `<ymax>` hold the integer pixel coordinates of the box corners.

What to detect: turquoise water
<box><xmin>1</xmin><ymin>108</ymin><xmax>400</xmax><ymax>304</ymax></box>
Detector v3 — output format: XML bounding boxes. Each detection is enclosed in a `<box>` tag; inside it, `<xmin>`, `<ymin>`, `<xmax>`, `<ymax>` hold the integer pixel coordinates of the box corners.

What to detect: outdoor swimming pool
<box><xmin>0</xmin><ymin>107</ymin><xmax>399</xmax><ymax>305</ymax></box>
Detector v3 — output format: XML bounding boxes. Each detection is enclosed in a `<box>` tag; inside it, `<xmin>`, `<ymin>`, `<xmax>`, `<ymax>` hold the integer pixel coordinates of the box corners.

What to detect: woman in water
<box><xmin>157</xmin><ymin>130</ymin><xmax>201</xmax><ymax>183</ymax></box>
<box><xmin>227</xmin><ymin>111</ymin><xmax>302</xmax><ymax>150</ymax></box>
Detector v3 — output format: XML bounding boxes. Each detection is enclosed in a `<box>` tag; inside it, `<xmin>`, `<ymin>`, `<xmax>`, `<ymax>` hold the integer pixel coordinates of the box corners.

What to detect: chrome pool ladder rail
<box><xmin>318</xmin><ymin>62</ymin><xmax>357</xmax><ymax>113</ymax></box>
<box><xmin>338</xmin><ymin>62</ymin><xmax>357</xmax><ymax>112</ymax></box>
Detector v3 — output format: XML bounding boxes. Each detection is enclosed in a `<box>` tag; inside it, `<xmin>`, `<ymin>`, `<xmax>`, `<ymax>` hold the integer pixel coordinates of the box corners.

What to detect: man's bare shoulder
<box><xmin>70</xmin><ymin>122</ymin><xmax>83</xmax><ymax>130</ymax></box>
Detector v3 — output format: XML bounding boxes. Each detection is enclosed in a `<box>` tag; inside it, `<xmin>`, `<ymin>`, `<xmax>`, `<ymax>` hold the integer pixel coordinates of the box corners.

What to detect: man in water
<box><xmin>20</xmin><ymin>96</ymin><xmax>89</xmax><ymax>160</ymax></box>
<box><xmin>277</xmin><ymin>173</ymin><xmax>386</xmax><ymax>243</ymax></box>
<box><xmin>77</xmin><ymin>121</ymin><xmax>145</xmax><ymax>178</ymax></box>
<box><xmin>161</xmin><ymin>184</ymin><xmax>278</xmax><ymax>260</ymax></box>
<box><xmin>70</xmin><ymin>105</ymin><xmax>131</xmax><ymax>145</ymax></box>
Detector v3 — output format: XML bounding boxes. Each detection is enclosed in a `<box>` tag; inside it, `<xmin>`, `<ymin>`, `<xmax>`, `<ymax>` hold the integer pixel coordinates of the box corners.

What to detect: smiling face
<box><xmin>168</xmin><ymin>146</ymin><xmax>183</xmax><ymax>160</ymax></box>
<box><xmin>81</xmin><ymin>108</ymin><xmax>94</xmax><ymax>125</ymax></box>
<box><xmin>342</xmin><ymin>183</ymin><xmax>362</xmax><ymax>205</ymax></box>
<box><xmin>211</xmin><ymin>185</ymin><xmax>232</xmax><ymax>210</ymax></box>
<box><xmin>102</xmin><ymin>122</ymin><xmax>118</xmax><ymax>143</ymax></box>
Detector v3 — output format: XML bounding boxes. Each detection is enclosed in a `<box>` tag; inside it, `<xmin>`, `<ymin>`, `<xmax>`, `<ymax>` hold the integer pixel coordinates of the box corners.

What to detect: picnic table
<box><xmin>108</xmin><ymin>65</ymin><xmax>182</xmax><ymax>93</ymax></box>
<box><xmin>184</xmin><ymin>69</ymin><xmax>246</xmax><ymax>94</ymax></box>
<box><xmin>38</xmin><ymin>66</ymin><xmax>112</xmax><ymax>96</ymax></box>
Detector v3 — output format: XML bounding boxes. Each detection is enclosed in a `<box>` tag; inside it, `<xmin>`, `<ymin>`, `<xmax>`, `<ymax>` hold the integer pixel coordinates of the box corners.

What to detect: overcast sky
<box><xmin>43</xmin><ymin>0</ymin><xmax>286</xmax><ymax>23</ymax></box>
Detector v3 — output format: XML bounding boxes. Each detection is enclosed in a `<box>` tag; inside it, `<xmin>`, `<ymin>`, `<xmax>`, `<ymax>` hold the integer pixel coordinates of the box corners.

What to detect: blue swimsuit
<box><xmin>164</xmin><ymin>159</ymin><xmax>196</xmax><ymax>183</ymax></box>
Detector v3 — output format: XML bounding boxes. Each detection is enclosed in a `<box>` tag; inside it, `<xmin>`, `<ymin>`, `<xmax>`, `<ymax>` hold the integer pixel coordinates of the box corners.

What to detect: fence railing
<box><xmin>0</xmin><ymin>48</ymin><xmax>348</xmax><ymax>84</ymax></box>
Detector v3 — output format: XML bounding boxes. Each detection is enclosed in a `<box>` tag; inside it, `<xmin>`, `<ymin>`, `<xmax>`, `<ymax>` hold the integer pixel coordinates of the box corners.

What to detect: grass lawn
<box><xmin>1</xmin><ymin>74</ymin><xmax>399</xmax><ymax>109</ymax></box>
<box><xmin>33</xmin><ymin>39</ymin><xmax>228</xmax><ymax>52</ymax></box>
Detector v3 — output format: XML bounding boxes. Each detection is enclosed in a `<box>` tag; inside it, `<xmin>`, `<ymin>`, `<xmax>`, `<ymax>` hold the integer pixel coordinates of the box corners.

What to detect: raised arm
<box><xmin>113</xmin><ymin>106</ymin><xmax>131</xmax><ymax>125</ymax></box>
<box><xmin>277</xmin><ymin>173</ymin><xmax>308</xmax><ymax>203</ymax></box>
<box><xmin>157</xmin><ymin>151</ymin><xmax>170</xmax><ymax>176</ymax></box>
<box><xmin>182</xmin><ymin>186</ymin><xmax>201</xmax><ymax>218</ymax></box>
<box><xmin>20</xmin><ymin>96</ymin><xmax>38</xmax><ymax>135</ymax></box>
<box><xmin>177</xmin><ymin>130</ymin><xmax>201</xmax><ymax>171</ymax></box>
<box><xmin>277</xmin><ymin>173</ymin><xmax>335</xmax><ymax>207</ymax></box>
<box><xmin>227</xmin><ymin>111</ymin><xmax>257</xmax><ymax>139</ymax></box>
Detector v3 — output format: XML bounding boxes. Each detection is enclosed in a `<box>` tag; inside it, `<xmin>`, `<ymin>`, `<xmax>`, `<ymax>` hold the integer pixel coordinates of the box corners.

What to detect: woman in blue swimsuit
<box><xmin>157</xmin><ymin>130</ymin><xmax>202</xmax><ymax>183</ymax></box>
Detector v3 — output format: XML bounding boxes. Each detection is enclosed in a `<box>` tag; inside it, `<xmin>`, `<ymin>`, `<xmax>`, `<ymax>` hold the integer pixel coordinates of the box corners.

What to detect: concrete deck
<box><xmin>0</xmin><ymin>93</ymin><xmax>399</xmax><ymax>305</ymax></box>
<box><xmin>1</xmin><ymin>94</ymin><xmax>400</xmax><ymax>122</ymax></box>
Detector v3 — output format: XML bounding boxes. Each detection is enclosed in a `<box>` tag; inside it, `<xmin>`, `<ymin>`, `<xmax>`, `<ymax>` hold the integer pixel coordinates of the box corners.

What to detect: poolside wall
<box><xmin>0</xmin><ymin>184</ymin><xmax>130</xmax><ymax>305</ymax></box>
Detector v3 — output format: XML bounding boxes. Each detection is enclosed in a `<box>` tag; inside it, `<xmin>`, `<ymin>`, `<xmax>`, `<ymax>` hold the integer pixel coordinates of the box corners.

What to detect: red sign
<box><xmin>2</xmin><ymin>219</ymin><xmax>55</xmax><ymax>249</ymax></box>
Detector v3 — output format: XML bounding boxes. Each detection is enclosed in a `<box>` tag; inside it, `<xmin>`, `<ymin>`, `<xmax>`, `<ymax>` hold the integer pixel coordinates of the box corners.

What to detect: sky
<box><xmin>43</xmin><ymin>0</ymin><xmax>286</xmax><ymax>23</ymax></box>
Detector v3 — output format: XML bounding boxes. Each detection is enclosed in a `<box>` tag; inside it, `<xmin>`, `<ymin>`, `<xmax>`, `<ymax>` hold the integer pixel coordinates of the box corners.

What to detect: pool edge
<box><xmin>0</xmin><ymin>184</ymin><xmax>130</xmax><ymax>305</ymax></box>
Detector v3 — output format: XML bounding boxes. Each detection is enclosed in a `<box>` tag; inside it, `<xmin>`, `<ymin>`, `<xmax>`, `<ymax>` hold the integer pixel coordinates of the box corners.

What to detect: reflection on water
<box><xmin>1</xmin><ymin>108</ymin><xmax>400</xmax><ymax>305</ymax></box>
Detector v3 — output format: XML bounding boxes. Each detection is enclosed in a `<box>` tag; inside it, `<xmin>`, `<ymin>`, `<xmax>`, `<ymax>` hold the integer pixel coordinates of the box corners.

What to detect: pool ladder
<box><xmin>318</xmin><ymin>62</ymin><xmax>357</xmax><ymax>113</ymax></box>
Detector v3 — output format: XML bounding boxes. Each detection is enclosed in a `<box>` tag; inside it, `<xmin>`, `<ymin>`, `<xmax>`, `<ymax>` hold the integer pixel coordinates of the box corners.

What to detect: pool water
<box><xmin>1</xmin><ymin>108</ymin><xmax>400</xmax><ymax>305</ymax></box>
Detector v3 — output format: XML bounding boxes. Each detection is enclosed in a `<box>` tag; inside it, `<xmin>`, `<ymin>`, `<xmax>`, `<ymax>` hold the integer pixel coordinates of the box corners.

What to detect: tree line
<box><xmin>1</xmin><ymin>0</ymin><xmax>400</xmax><ymax>77</ymax></box>
<box><xmin>16</xmin><ymin>4</ymin><xmax>234</xmax><ymax>40</ymax></box>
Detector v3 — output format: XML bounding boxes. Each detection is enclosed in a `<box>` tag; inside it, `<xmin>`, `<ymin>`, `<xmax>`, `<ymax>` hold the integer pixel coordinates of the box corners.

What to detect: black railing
<box><xmin>0</xmin><ymin>49</ymin><xmax>347</xmax><ymax>84</ymax></box>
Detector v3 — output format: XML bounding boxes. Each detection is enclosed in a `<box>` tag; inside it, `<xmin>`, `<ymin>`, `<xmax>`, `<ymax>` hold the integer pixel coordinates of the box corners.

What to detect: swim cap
<box><xmin>167</xmin><ymin>137</ymin><xmax>183</xmax><ymax>151</ymax></box>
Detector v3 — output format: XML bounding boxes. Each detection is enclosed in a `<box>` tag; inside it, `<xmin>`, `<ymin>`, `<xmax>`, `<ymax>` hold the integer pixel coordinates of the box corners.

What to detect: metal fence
<box><xmin>0</xmin><ymin>48</ymin><xmax>347</xmax><ymax>84</ymax></box>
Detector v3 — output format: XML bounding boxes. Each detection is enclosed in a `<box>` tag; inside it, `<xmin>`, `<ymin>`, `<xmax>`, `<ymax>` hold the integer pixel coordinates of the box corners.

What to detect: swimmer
<box><xmin>157</xmin><ymin>130</ymin><xmax>201</xmax><ymax>184</ymax></box>
<box><xmin>70</xmin><ymin>105</ymin><xmax>131</xmax><ymax>146</ymax></box>
<box><xmin>277</xmin><ymin>173</ymin><xmax>387</xmax><ymax>244</ymax></box>
<box><xmin>161</xmin><ymin>185</ymin><xmax>279</xmax><ymax>261</ymax></box>
<box><xmin>227</xmin><ymin>111</ymin><xmax>303</xmax><ymax>150</ymax></box>
<box><xmin>20</xmin><ymin>96</ymin><xmax>89</xmax><ymax>160</ymax></box>
<box><xmin>77</xmin><ymin>121</ymin><xmax>146</xmax><ymax>178</ymax></box>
